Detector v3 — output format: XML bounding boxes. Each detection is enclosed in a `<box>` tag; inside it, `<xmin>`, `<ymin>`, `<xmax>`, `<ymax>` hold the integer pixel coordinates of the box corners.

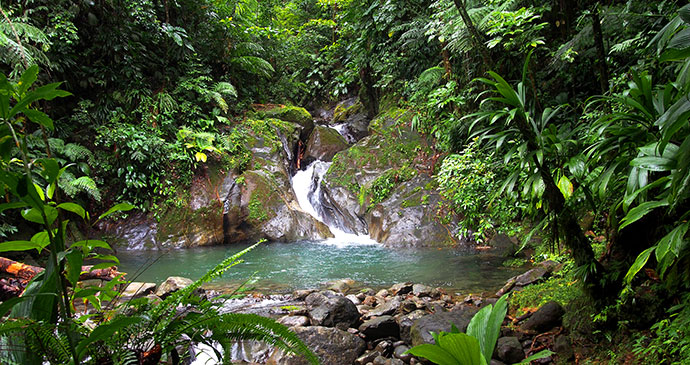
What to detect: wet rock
<box><xmin>409</xmin><ymin>307</ymin><xmax>479</xmax><ymax>346</ymax></box>
<box><xmin>412</xmin><ymin>284</ymin><xmax>434</xmax><ymax>298</ymax></box>
<box><xmin>390</xmin><ymin>282</ymin><xmax>413</xmax><ymax>296</ymax></box>
<box><xmin>279</xmin><ymin>316</ymin><xmax>310</xmax><ymax>327</ymax></box>
<box><xmin>359</xmin><ymin>315</ymin><xmax>400</xmax><ymax>340</ymax></box>
<box><xmin>489</xmin><ymin>234</ymin><xmax>518</xmax><ymax>257</ymax></box>
<box><xmin>302</xmin><ymin>126</ymin><xmax>350</xmax><ymax>164</ymax></box>
<box><xmin>261</xmin><ymin>105</ymin><xmax>315</xmax><ymax>139</ymax></box>
<box><xmin>495</xmin><ymin>336</ymin><xmax>524</xmax><ymax>364</ymax></box>
<box><xmin>293</xmin><ymin>289</ymin><xmax>317</xmax><ymax>300</ymax></box>
<box><xmin>332</xmin><ymin>98</ymin><xmax>370</xmax><ymax>143</ymax></box>
<box><xmin>395</xmin><ymin>310</ymin><xmax>426</xmax><ymax>344</ymax></box>
<box><xmin>554</xmin><ymin>334</ymin><xmax>574</xmax><ymax>361</ymax></box>
<box><xmin>367</xmin><ymin>175</ymin><xmax>460</xmax><ymax>247</ymax></box>
<box><xmin>393</xmin><ymin>344</ymin><xmax>412</xmax><ymax>362</ymax></box>
<box><xmin>521</xmin><ymin>301</ymin><xmax>565</xmax><ymax>332</ymax></box>
<box><xmin>346</xmin><ymin>294</ymin><xmax>361</xmax><ymax>305</ymax></box>
<box><xmin>327</xmin><ymin>278</ymin><xmax>355</xmax><ymax>293</ymax></box>
<box><xmin>356</xmin><ymin>351</ymin><xmax>381</xmax><ymax>365</ymax></box>
<box><xmin>376</xmin><ymin>289</ymin><xmax>390</xmax><ymax>298</ymax></box>
<box><xmin>366</xmin><ymin>296</ymin><xmax>402</xmax><ymax>318</ymax></box>
<box><xmin>399</xmin><ymin>299</ymin><xmax>419</xmax><ymax>314</ymax></box>
<box><xmin>268</xmin><ymin>326</ymin><xmax>365</xmax><ymax>365</ymax></box>
<box><xmin>155</xmin><ymin>276</ymin><xmax>193</xmax><ymax>298</ymax></box>
<box><xmin>308</xmin><ymin>295</ymin><xmax>360</xmax><ymax>329</ymax></box>
<box><xmin>122</xmin><ymin>282</ymin><xmax>156</xmax><ymax>299</ymax></box>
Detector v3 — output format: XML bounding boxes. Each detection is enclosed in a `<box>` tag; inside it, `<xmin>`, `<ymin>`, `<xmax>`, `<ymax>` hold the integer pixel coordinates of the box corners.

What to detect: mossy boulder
<box><xmin>302</xmin><ymin>126</ymin><xmax>350</xmax><ymax>165</ymax></box>
<box><xmin>332</xmin><ymin>98</ymin><xmax>369</xmax><ymax>143</ymax></box>
<box><xmin>262</xmin><ymin>105</ymin><xmax>314</xmax><ymax>139</ymax></box>
<box><xmin>367</xmin><ymin>175</ymin><xmax>457</xmax><ymax>247</ymax></box>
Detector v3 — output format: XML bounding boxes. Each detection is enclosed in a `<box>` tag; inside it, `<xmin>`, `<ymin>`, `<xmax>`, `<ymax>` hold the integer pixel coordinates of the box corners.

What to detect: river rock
<box><xmin>359</xmin><ymin>315</ymin><xmax>400</xmax><ymax>340</ymax></box>
<box><xmin>393</xmin><ymin>344</ymin><xmax>412</xmax><ymax>362</ymax></box>
<box><xmin>268</xmin><ymin>326</ymin><xmax>365</xmax><ymax>365</ymax></box>
<box><xmin>367</xmin><ymin>175</ymin><xmax>460</xmax><ymax>247</ymax></box>
<box><xmin>497</xmin><ymin>260</ymin><xmax>562</xmax><ymax>296</ymax></box>
<box><xmin>366</xmin><ymin>296</ymin><xmax>402</xmax><ymax>318</ymax></box>
<box><xmin>307</xmin><ymin>294</ymin><xmax>360</xmax><ymax>329</ymax></box>
<box><xmin>396</xmin><ymin>310</ymin><xmax>427</xmax><ymax>344</ymax></box>
<box><xmin>409</xmin><ymin>307</ymin><xmax>479</xmax><ymax>346</ymax></box>
<box><xmin>521</xmin><ymin>301</ymin><xmax>565</xmax><ymax>332</ymax></box>
<box><xmin>155</xmin><ymin>276</ymin><xmax>193</xmax><ymax>298</ymax></box>
<box><xmin>390</xmin><ymin>282</ymin><xmax>413</xmax><ymax>296</ymax></box>
<box><xmin>346</xmin><ymin>294</ymin><xmax>361</xmax><ymax>305</ymax></box>
<box><xmin>302</xmin><ymin>126</ymin><xmax>350</xmax><ymax>165</ymax></box>
<box><xmin>494</xmin><ymin>336</ymin><xmax>524</xmax><ymax>364</ymax></box>
<box><xmin>261</xmin><ymin>105</ymin><xmax>315</xmax><ymax>139</ymax></box>
<box><xmin>326</xmin><ymin>278</ymin><xmax>355</xmax><ymax>293</ymax></box>
<box><xmin>355</xmin><ymin>351</ymin><xmax>381</xmax><ymax>365</ymax></box>
<box><xmin>122</xmin><ymin>282</ymin><xmax>156</xmax><ymax>299</ymax></box>
<box><xmin>279</xmin><ymin>315</ymin><xmax>310</xmax><ymax>327</ymax></box>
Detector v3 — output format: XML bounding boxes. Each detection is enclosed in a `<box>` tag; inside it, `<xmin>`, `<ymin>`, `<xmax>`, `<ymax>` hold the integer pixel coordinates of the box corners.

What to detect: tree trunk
<box><xmin>452</xmin><ymin>0</ymin><xmax>492</xmax><ymax>69</ymax></box>
<box><xmin>591</xmin><ymin>5</ymin><xmax>609</xmax><ymax>93</ymax></box>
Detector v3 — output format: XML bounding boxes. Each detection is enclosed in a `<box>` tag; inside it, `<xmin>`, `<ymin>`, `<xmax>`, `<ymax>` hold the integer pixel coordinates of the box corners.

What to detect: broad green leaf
<box><xmin>8</xmin><ymin>82</ymin><xmax>71</xmax><ymax>119</ymax></box>
<box><xmin>36</xmin><ymin>158</ymin><xmax>60</xmax><ymax>183</ymax></box>
<box><xmin>0</xmin><ymin>293</ymin><xmax>55</xmax><ymax>318</ymax></box>
<box><xmin>17</xmin><ymin>65</ymin><xmax>39</xmax><ymax>96</ymax></box>
<box><xmin>195</xmin><ymin>151</ymin><xmax>208</xmax><ymax>162</ymax></box>
<box><xmin>33</xmin><ymin>183</ymin><xmax>45</xmax><ymax>201</ymax></box>
<box><xmin>467</xmin><ymin>294</ymin><xmax>507</xmax><ymax>363</ymax></box>
<box><xmin>71</xmin><ymin>239</ymin><xmax>111</xmax><ymax>250</ymax></box>
<box><xmin>58</xmin><ymin>202</ymin><xmax>86</xmax><ymax>219</ymax></box>
<box><xmin>21</xmin><ymin>206</ymin><xmax>58</xmax><ymax>226</ymax></box>
<box><xmin>22</xmin><ymin>109</ymin><xmax>54</xmax><ymax>130</ymax></box>
<box><xmin>630</xmin><ymin>156</ymin><xmax>676</xmax><ymax>171</ymax></box>
<box><xmin>92</xmin><ymin>254</ymin><xmax>119</xmax><ymax>264</ymax></box>
<box><xmin>0</xmin><ymin>240</ymin><xmax>42</xmax><ymax>252</ymax></box>
<box><xmin>437</xmin><ymin>332</ymin><xmax>485</xmax><ymax>365</ymax></box>
<box><xmin>65</xmin><ymin>249</ymin><xmax>84</xmax><ymax>287</ymax></box>
<box><xmin>91</xmin><ymin>262</ymin><xmax>118</xmax><ymax>270</ymax></box>
<box><xmin>624</xmin><ymin>246</ymin><xmax>655</xmax><ymax>284</ymax></box>
<box><xmin>97</xmin><ymin>202</ymin><xmax>135</xmax><ymax>221</ymax></box>
<box><xmin>557</xmin><ymin>175</ymin><xmax>574</xmax><ymax>200</ymax></box>
<box><xmin>405</xmin><ymin>344</ymin><xmax>458</xmax><ymax>365</ymax></box>
<box><xmin>655</xmin><ymin>222</ymin><xmax>689</xmax><ymax>262</ymax></box>
<box><xmin>620</xmin><ymin>199</ymin><xmax>669</xmax><ymax>231</ymax></box>
<box><xmin>72</xmin><ymin>287</ymin><xmax>102</xmax><ymax>299</ymax></box>
<box><xmin>0</xmin><ymin>201</ymin><xmax>28</xmax><ymax>214</ymax></box>
<box><xmin>30</xmin><ymin>231</ymin><xmax>50</xmax><ymax>249</ymax></box>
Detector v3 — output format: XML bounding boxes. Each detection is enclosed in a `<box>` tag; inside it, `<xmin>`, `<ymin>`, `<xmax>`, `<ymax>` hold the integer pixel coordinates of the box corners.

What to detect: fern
<box><xmin>68</xmin><ymin>176</ymin><xmax>102</xmax><ymax>201</ymax></box>
<box><xmin>231</xmin><ymin>56</ymin><xmax>275</xmax><ymax>78</ymax></box>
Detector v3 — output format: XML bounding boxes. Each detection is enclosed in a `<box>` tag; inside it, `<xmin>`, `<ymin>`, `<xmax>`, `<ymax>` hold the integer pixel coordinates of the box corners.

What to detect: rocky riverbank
<box><xmin>122</xmin><ymin>260</ymin><xmax>569</xmax><ymax>364</ymax></box>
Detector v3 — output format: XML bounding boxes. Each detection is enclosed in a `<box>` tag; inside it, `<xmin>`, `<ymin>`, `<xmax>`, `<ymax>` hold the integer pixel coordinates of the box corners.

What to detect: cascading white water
<box><xmin>292</xmin><ymin>161</ymin><xmax>377</xmax><ymax>246</ymax></box>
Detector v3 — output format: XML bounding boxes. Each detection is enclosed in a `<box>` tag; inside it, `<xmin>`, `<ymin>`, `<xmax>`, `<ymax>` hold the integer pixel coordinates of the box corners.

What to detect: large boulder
<box><xmin>302</xmin><ymin>126</ymin><xmax>349</xmax><ymax>164</ymax></box>
<box><xmin>267</xmin><ymin>326</ymin><xmax>365</xmax><ymax>365</ymax></box>
<box><xmin>155</xmin><ymin>276</ymin><xmax>193</xmax><ymax>298</ymax></box>
<box><xmin>358</xmin><ymin>315</ymin><xmax>400</xmax><ymax>340</ymax></box>
<box><xmin>494</xmin><ymin>336</ymin><xmax>524</xmax><ymax>364</ymax></box>
<box><xmin>260</xmin><ymin>105</ymin><xmax>315</xmax><ymax>139</ymax></box>
<box><xmin>332</xmin><ymin>98</ymin><xmax>370</xmax><ymax>143</ymax></box>
<box><xmin>521</xmin><ymin>301</ymin><xmax>565</xmax><ymax>332</ymax></box>
<box><xmin>367</xmin><ymin>175</ymin><xmax>458</xmax><ymax>247</ymax></box>
<box><xmin>306</xmin><ymin>292</ymin><xmax>360</xmax><ymax>329</ymax></box>
<box><xmin>409</xmin><ymin>307</ymin><xmax>479</xmax><ymax>346</ymax></box>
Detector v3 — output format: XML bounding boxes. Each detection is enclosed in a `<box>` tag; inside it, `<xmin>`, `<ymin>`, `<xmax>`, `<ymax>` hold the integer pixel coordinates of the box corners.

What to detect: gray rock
<box><xmin>390</xmin><ymin>282</ymin><xmax>413</xmax><ymax>296</ymax></box>
<box><xmin>268</xmin><ymin>326</ymin><xmax>365</xmax><ymax>365</ymax></box>
<box><xmin>366</xmin><ymin>296</ymin><xmax>403</xmax><ymax>318</ymax></box>
<box><xmin>521</xmin><ymin>301</ymin><xmax>565</xmax><ymax>332</ymax></box>
<box><xmin>327</xmin><ymin>278</ymin><xmax>355</xmax><ymax>293</ymax></box>
<box><xmin>393</xmin><ymin>344</ymin><xmax>412</xmax><ymax>362</ymax></box>
<box><xmin>122</xmin><ymin>282</ymin><xmax>156</xmax><ymax>298</ymax></box>
<box><xmin>412</xmin><ymin>284</ymin><xmax>433</xmax><ymax>297</ymax></box>
<box><xmin>303</xmin><ymin>126</ymin><xmax>350</xmax><ymax>164</ymax></box>
<box><xmin>356</xmin><ymin>351</ymin><xmax>381</xmax><ymax>365</ymax></box>
<box><xmin>489</xmin><ymin>234</ymin><xmax>518</xmax><ymax>257</ymax></box>
<box><xmin>409</xmin><ymin>307</ymin><xmax>479</xmax><ymax>346</ymax></box>
<box><xmin>346</xmin><ymin>294</ymin><xmax>361</xmax><ymax>305</ymax></box>
<box><xmin>278</xmin><ymin>316</ymin><xmax>310</xmax><ymax>327</ymax></box>
<box><xmin>308</xmin><ymin>295</ymin><xmax>360</xmax><ymax>329</ymax></box>
<box><xmin>554</xmin><ymin>334</ymin><xmax>573</xmax><ymax>361</ymax></box>
<box><xmin>155</xmin><ymin>276</ymin><xmax>193</xmax><ymax>298</ymax></box>
<box><xmin>495</xmin><ymin>336</ymin><xmax>524</xmax><ymax>364</ymax></box>
<box><xmin>395</xmin><ymin>310</ymin><xmax>427</xmax><ymax>344</ymax></box>
<box><xmin>358</xmin><ymin>315</ymin><xmax>400</xmax><ymax>340</ymax></box>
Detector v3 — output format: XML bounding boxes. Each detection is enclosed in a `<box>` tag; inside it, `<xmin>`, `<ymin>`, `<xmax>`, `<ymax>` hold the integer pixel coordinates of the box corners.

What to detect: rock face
<box><xmin>267</xmin><ymin>326</ymin><xmax>365</xmax><ymax>365</ymax></box>
<box><xmin>358</xmin><ymin>315</ymin><xmax>400</xmax><ymax>340</ymax></box>
<box><xmin>332</xmin><ymin>98</ymin><xmax>370</xmax><ymax>143</ymax></box>
<box><xmin>409</xmin><ymin>307</ymin><xmax>479</xmax><ymax>346</ymax></box>
<box><xmin>306</xmin><ymin>292</ymin><xmax>360</xmax><ymax>329</ymax></box>
<box><xmin>302</xmin><ymin>126</ymin><xmax>350</xmax><ymax>165</ymax></box>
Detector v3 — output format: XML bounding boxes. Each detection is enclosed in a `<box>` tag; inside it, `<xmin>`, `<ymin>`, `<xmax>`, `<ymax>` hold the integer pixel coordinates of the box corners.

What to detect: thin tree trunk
<box><xmin>591</xmin><ymin>5</ymin><xmax>609</xmax><ymax>93</ymax></box>
<box><xmin>452</xmin><ymin>0</ymin><xmax>492</xmax><ymax>69</ymax></box>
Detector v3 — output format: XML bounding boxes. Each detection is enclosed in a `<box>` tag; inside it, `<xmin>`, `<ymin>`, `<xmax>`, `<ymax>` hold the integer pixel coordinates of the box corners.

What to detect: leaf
<box><xmin>76</xmin><ymin>316</ymin><xmax>144</xmax><ymax>360</ymax></box>
<box><xmin>71</xmin><ymin>240</ymin><xmax>111</xmax><ymax>250</ymax></box>
<box><xmin>655</xmin><ymin>222</ymin><xmax>690</xmax><ymax>262</ymax></box>
<box><xmin>30</xmin><ymin>231</ymin><xmax>50</xmax><ymax>250</ymax></box>
<box><xmin>630</xmin><ymin>156</ymin><xmax>676</xmax><ymax>171</ymax></box>
<box><xmin>22</xmin><ymin>109</ymin><xmax>54</xmax><ymax>130</ymax></box>
<box><xmin>619</xmin><ymin>199</ymin><xmax>669</xmax><ymax>231</ymax></box>
<box><xmin>57</xmin><ymin>202</ymin><xmax>86</xmax><ymax>219</ymax></box>
<box><xmin>0</xmin><ymin>240</ymin><xmax>42</xmax><ymax>253</ymax></box>
<box><xmin>97</xmin><ymin>203</ymin><xmax>135</xmax><ymax>222</ymax></box>
<box><xmin>405</xmin><ymin>343</ymin><xmax>458</xmax><ymax>365</ymax></box>
<box><xmin>624</xmin><ymin>246</ymin><xmax>655</xmax><ymax>284</ymax></box>
<box><xmin>0</xmin><ymin>201</ymin><xmax>28</xmax><ymax>214</ymax></box>
<box><xmin>65</xmin><ymin>250</ymin><xmax>84</xmax><ymax>287</ymax></box>
<box><xmin>437</xmin><ymin>332</ymin><xmax>485</xmax><ymax>365</ymax></box>
<box><xmin>0</xmin><ymin>293</ymin><xmax>55</xmax><ymax>318</ymax></box>
<box><xmin>557</xmin><ymin>175</ymin><xmax>574</xmax><ymax>200</ymax></box>
<box><xmin>195</xmin><ymin>151</ymin><xmax>208</xmax><ymax>162</ymax></box>
<box><xmin>516</xmin><ymin>349</ymin><xmax>555</xmax><ymax>364</ymax></box>
<box><xmin>467</xmin><ymin>294</ymin><xmax>507</xmax><ymax>363</ymax></box>
<box><xmin>36</xmin><ymin>158</ymin><xmax>60</xmax><ymax>183</ymax></box>
<box><xmin>21</xmin><ymin>206</ymin><xmax>58</xmax><ymax>226</ymax></box>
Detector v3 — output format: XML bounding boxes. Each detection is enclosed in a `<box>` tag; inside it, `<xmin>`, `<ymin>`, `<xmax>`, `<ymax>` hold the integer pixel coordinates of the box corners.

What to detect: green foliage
<box><xmin>436</xmin><ymin>141</ymin><xmax>521</xmax><ymax>243</ymax></box>
<box><xmin>509</xmin><ymin>265</ymin><xmax>581</xmax><ymax>316</ymax></box>
<box><xmin>361</xmin><ymin>165</ymin><xmax>416</xmax><ymax>209</ymax></box>
<box><xmin>632</xmin><ymin>293</ymin><xmax>690</xmax><ymax>364</ymax></box>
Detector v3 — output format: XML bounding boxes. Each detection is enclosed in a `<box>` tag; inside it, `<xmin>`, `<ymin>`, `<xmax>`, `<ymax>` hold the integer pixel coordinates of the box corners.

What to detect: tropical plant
<box><xmin>406</xmin><ymin>295</ymin><xmax>552</xmax><ymax>364</ymax></box>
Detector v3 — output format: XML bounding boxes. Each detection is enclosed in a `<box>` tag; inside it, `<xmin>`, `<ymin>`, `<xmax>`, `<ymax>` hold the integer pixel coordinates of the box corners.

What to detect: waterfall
<box><xmin>292</xmin><ymin>161</ymin><xmax>377</xmax><ymax>245</ymax></box>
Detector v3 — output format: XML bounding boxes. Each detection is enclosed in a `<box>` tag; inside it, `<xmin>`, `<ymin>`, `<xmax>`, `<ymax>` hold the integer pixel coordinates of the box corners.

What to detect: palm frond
<box><xmin>231</xmin><ymin>56</ymin><xmax>275</xmax><ymax>78</ymax></box>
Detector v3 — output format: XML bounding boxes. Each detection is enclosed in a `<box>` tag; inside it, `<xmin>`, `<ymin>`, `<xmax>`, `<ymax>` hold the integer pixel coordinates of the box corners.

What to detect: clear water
<box><xmin>116</xmin><ymin>240</ymin><xmax>524</xmax><ymax>294</ymax></box>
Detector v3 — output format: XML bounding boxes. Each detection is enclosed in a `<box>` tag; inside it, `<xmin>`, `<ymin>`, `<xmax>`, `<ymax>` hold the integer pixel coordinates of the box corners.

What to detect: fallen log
<box><xmin>0</xmin><ymin>256</ymin><xmax>122</xmax><ymax>299</ymax></box>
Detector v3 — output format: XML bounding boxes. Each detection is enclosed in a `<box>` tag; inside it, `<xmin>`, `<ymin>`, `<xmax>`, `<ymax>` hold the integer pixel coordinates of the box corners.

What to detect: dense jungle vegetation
<box><xmin>1</xmin><ymin>0</ymin><xmax>690</xmax><ymax>363</ymax></box>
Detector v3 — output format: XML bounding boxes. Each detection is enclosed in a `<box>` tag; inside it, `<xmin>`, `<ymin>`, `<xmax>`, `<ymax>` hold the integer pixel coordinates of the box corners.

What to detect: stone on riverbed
<box><xmin>409</xmin><ymin>306</ymin><xmax>479</xmax><ymax>346</ymax></box>
<box><xmin>267</xmin><ymin>326</ymin><xmax>365</xmax><ymax>365</ymax></box>
<box><xmin>358</xmin><ymin>315</ymin><xmax>400</xmax><ymax>340</ymax></box>
<box><xmin>122</xmin><ymin>282</ymin><xmax>156</xmax><ymax>299</ymax></box>
<box><xmin>306</xmin><ymin>291</ymin><xmax>360</xmax><ymax>329</ymax></box>
<box><xmin>155</xmin><ymin>276</ymin><xmax>193</xmax><ymax>298</ymax></box>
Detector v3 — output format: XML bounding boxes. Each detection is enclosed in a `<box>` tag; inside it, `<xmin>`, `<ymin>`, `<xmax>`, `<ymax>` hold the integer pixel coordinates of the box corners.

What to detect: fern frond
<box><xmin>417</xmin><ymin>66</ymin><xmax>445</xmax><ymax>90</ymax></box>
<box><xmin>231</xmin><ymin>56</ymin><xmax>275</xmax><ymax>78</ymax></box>
<box><xmin>68</xmin><ymin>176</ymin><xmax>102</xmax><ymax>201</ymax></box>
<box><xmin>63</xmin><ymin>143</ymin><xmax>93</xmax><ymax>163</ymax></box>
<box><xmin>233</xmin><ymin>41</ymin><xmax>265</xmax><ymax>54</ymax></box>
